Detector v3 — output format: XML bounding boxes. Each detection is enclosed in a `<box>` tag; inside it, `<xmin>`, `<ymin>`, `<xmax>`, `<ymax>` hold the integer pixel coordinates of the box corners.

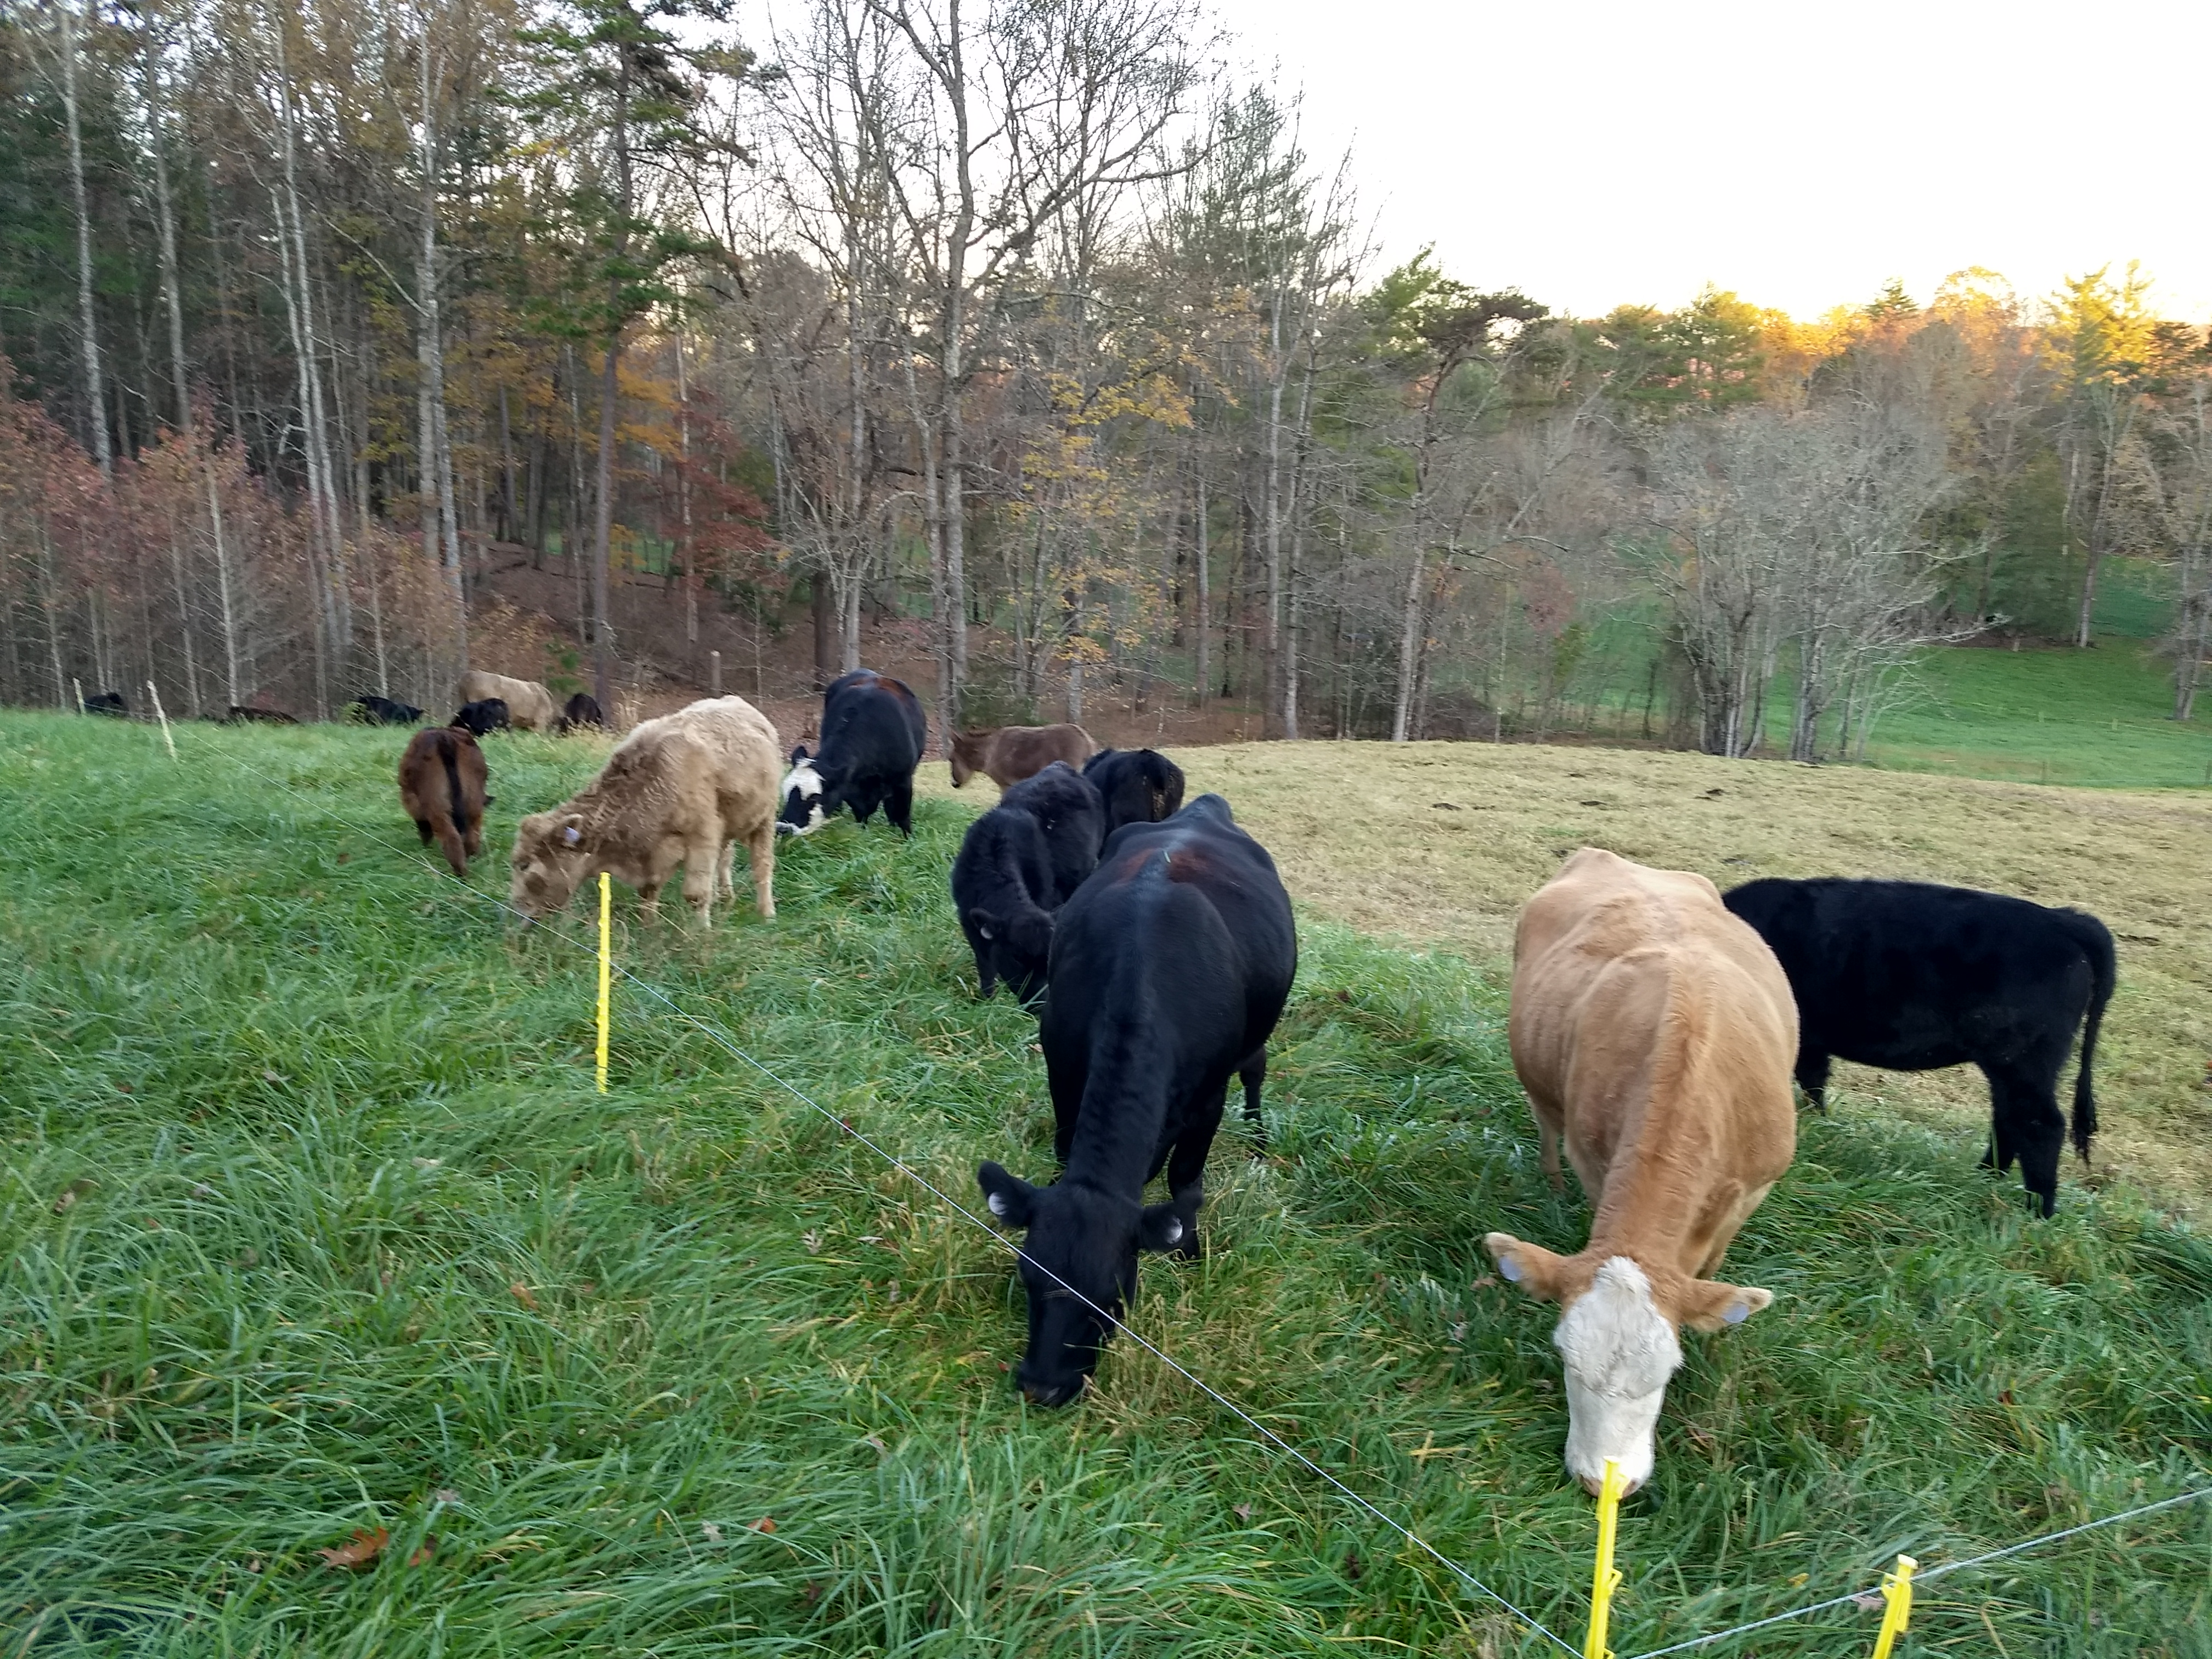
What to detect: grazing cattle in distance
<box><xmin>1722</xmin><ymin>876</ymin><xmax>2115</xmax><ymax>1217</ymax></box>
<box><xmin>1486</xmin><ymin>848</ymin><xmax>1796</xmax><ymax>1498</ymax></box>
<box><xmin>451</xmin><ymin>698</ymin><xmax>510</xmax><ymax>737</ymax></box>
<box><xmin>82</xmin><ymin>690</ymin><xmax>128</xmax><ymax>718</ymax></box>
<box><xmin>557</xmin><ymin>692</ymin><xmax>606</xmax><ymax>734</ymax></box>
<box><xmin>510</xmin><ymin>695</ymin><xmax>780</xmax><ymax>927</ymax></box>
<box><xmin>778</xmin><ymin>668</ymin><xmax>928</xmax><ymax>838</ymax></box>
<box><xmin>398</xmin><ymin>725</ymin><xmax>490</xmax><ymax>877</ymax></box>
<box><xmin>349</xmin><ymin>695</ymin><xmax>424</xmax><ymax>726</ymax></box>
<box><xmin>1082</xmin><ymin>748</ymin><xmax>1185</xmax><ymax>833</ymax></box>
<box><xmin>950</xmin><ymin>723</ymin><xmax>1097</xmax><ymax>790</ymax></box>
<box><xmin>950</xmin><ymin>761</ymin><xmax>1107</xmax><ymax>1002</ymax></box>
<box><xmin>225</xmin><ymin>704</ymin><xmax>298</xmax><ymax>725</ymax></box>
<box><xmin>455</xmin><ymin>670</ymin><xmax>556</xmax><ymax>733</ymax></box>
<box><xmin>978</xmin><ymin>794</ymin><xmax>1296</xmax><ymax>1406</ymax></box>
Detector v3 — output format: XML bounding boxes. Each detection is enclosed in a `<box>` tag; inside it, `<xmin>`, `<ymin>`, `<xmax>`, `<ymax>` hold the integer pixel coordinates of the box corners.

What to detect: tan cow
<box><xmin>949</xmin><ymin>723</ymin><xmax>1096</xmax><ymax>789</ymax></box>
<box><xmin>455</xmin><ymin>670</ymin><xmax>557</xmax><ymax>733</ymax></box>
<box><xmin>1485</xmin><ymin>847</ymin><xmax>1797</xmax><ymax>1496</ymax></box>
<box><xmin>509</xmin><ymin>696</ymin><xmax>779</xmax><ymax>926</ymax></box>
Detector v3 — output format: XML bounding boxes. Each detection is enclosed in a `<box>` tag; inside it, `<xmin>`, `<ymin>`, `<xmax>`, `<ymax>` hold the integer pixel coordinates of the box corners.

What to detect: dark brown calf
<box><xmin>949</xmin><ymin>723</ymin><xmax>1096</xmax><ymax>789</ymax></box>
<box><xmin>399</xmin><ymin>725</ymin><xmax>490</xmax><ymax>876</ymax></box>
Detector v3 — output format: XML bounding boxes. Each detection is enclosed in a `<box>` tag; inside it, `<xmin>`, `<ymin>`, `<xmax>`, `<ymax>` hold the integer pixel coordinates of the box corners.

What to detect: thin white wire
<box><xmin>198</xmin><ymin>735</ymin><xmax>1584</xmax><ymax>1658</ymax></box>
<box><xmin>1621</xmin><ymin>1482</ymin><xmax>2212</xmax><ymax>1658</ymax></box>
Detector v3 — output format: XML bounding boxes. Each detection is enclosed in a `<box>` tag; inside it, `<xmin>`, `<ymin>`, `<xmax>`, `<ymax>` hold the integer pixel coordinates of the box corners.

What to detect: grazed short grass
<box><xmin>2</xmin><ymin>714</ymin><xmax>2208</xmax><ymax>1656</ymax></box>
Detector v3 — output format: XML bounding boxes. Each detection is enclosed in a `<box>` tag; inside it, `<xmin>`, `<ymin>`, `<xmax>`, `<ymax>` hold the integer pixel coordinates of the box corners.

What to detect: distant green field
<box><xmin>3</xmin><ymin>716</ymin><xmax>2208</xmax><ymax>1656</ymax></box>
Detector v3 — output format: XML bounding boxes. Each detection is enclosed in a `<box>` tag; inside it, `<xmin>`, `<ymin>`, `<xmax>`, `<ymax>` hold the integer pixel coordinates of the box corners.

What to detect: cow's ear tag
<box><xmin>1498</xmin><ymin>1256</ymin><xmax>1523</xmax><ymax>1283</ymax></box>
<box><xmin>1722</xmin><ymin>1299</ymin><xmax>1750</xmax><ymax>1324</ymax></box>
<box><xmin>562</xmin><ymin>825</ymin><xmax>582</xmax><ymax>846</ymax></box>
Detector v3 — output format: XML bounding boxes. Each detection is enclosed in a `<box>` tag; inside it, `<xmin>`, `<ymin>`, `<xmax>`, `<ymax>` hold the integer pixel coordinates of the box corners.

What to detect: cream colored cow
<box><xmin>455</xmin><ymin>670</ymin><xmax>557</xmax><ymax>733</ymax></box>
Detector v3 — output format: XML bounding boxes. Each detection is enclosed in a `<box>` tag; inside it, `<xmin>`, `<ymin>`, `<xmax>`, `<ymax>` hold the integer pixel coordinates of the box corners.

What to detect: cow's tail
<box><xmin>2063</xmin><ymin>910</ymin><xmax>2117</xmax><ymax>1161</ymax></box>
<box><xmin>441</xmin><ymin>734</ymin><xmax>471</xmax><ymax>839</ymax></box>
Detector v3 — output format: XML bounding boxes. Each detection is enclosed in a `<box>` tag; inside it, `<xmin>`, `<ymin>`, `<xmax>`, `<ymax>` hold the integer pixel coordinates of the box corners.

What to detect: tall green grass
<box><xmin>1</xmin><ymin>714</ymin><xmax>2207</xmax><ymax>1656</ymax></box>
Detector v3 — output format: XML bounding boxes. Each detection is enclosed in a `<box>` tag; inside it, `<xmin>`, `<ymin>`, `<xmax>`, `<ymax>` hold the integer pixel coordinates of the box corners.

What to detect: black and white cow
<box><xmin>950</xmin><ymin>761</ymin><xmax>1107</xmax><ymax>1003</ymax></box>
<box><xmin>349</xmin><ymin>695</ymin><xmax>425</xmax><ymax>726</ymax></box>
<box><xmin>1081</xmin><ymin>747</ymin><xmax>1185</xmax><ymax>834</ymax></box>
<box><xmin>978</xmin><ymin>794</ymin><xmax>1297</xmax><ymax>1405</ymax></box>
<box><xmin>778</xmin><ymin>668</ymin><xmax>928</xmax><ymax>838</ymax></box>
<box><xmin>1722</xmin><ymin>876</ymin><xmax>2116</xmax><ymax>1217</ymax></box>
<box><xmin>450</xmin><ymin>698</ymin><xmax>511</xmax><ymax>737</ymax></box>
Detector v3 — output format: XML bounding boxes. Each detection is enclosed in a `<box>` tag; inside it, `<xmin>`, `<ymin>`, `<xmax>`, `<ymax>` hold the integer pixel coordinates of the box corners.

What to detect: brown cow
<box><xmin>949</xmin><ymin>723</ymin><xmax>1096</xmax><ymax>789</ymax></box>
<box><xmin>509</xmin><ymin>695</ymin><xmax>778</xmax><ymax>926</ymax></box>
<box><xmin>455</xmin><ymin>670</ymin><xmax>557</xmax><ymax>733</ymax></box>
<box><xmin>398</xmin><ymin>725</ymin><xmax>490</xmax><ymax>877</ymax></box>
<box><xmin>1484</xmin><ymin>847</ymin><xmax>1797</xmax><ymax>1497</ymax></box>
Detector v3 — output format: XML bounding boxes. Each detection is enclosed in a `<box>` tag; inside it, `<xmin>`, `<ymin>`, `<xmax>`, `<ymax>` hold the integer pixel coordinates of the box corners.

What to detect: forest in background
<box><xmin>5</xmin><ymin>0</ymin><xmax>2212</xmax><ymax>758</ymax></box>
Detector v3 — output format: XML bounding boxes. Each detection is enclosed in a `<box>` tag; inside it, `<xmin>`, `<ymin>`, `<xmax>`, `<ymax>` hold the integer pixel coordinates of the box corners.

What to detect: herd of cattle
<box><xmin>362</xmin><ymin>664</ymin><xmax>2120</xmax><ymax>1492</ymax></box>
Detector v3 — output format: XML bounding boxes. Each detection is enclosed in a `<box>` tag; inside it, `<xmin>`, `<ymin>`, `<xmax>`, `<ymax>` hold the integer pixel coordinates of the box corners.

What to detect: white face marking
<box><xmin>779</xmin><ymin>761</ymin><xmax>831</xmax><ymax>834</ymax></box>
<box><xmin>1552</xmin><ymin>1257</ymin><xmax>1682</xmax><ymax>1494</ymax></box>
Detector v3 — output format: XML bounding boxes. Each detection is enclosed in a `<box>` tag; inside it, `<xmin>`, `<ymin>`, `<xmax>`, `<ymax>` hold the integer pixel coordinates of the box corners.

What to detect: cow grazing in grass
<box><xmin>225</xmin><ymin>704</ymin><xmax>298</xmax><ymax>725</ymax></box>
<box><xmin>950</xmin><ymin>761</ymin><xmax>1107</xmax><ymax>1002</ymax></box>
<box><xmin>451</xmin><ymin>698</ymin><xmax>509</xmax><ymax>737</ymax></box>
<box><xmin>82</xmin><ymin>690</ymin><xmax>128</xmax><ymax>718</ymax></box>
<box><xmin>510</xmin><ymin>695</ymin><xmax>779</xmax><ymax>927</ymax></box>
<box><xmin>950</xmin><ymin>723</ymin><xmax>1096</xmax><ymax>790</ymax></box>
<box><xmin>1722</xmin><ymin>876</ymin><xmax>2115</xmax><ymax>1217</ymax></box>
<box><xmin>399</xmin><ymin>725</ymin><xmax>490</xmax><ymax>876</ymax></box>
<box><xmin>1082</xmin><ymin>748</ymin><xmax>1184</xmax><ymax>833</ymax></box>
<box><xmin>978</xmin><ymin>794</ymin><xmax>1296</xmax><ymax>1406</ymax></box>
<box><xmin>350</xmin><ymin>695</ymin><xmax>424</xmax><ymax>726</ymax></box>
<box><xmin>557</xmin><ymin>692</ymin><xmax>606</xmax><ymax>734</ymax></box>
<box><xmin>778</xmin><ymin>668</ymin><xmax>927</xmax><ymax>838</ymax></box>
<box><xmin>1486</xmin><ymin>848</ymin><xmax>1796</xmax><ymax>1498</ymax></box>
<box><xmin>455</xmin><ymin>670</ymin><xmax>556</xmax><ymax>733</ymax></box>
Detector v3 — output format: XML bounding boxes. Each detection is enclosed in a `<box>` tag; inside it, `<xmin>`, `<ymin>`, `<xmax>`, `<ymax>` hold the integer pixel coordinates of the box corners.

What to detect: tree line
<box><xmin>5</xmin><ymin>0</ymin><xmax>2210</xmax><ymax>751</ymax></box>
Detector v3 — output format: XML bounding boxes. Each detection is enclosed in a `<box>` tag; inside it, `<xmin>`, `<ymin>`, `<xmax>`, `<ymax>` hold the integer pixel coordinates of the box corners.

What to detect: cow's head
<box><xmin>1483</xmin><ymin>1234</ymin><xmax>1770</xmax><ymax>1497</ymax></box>
<box><xmin>948</xmin><ymin>729</ymin><xmax>992</xmax><ymax>788</ymax></box>
<box><xmin>977</xmin><ymin>1163</ymin><xmax>1187</xmax><ymax>1406</ymax></box>
<box><xmin>966</xmin><ymin>904</ymin><xmax>1054</xmax><ymax>1004</ymax></box>
<box><xmin>509</xmin><ymin>811</ymin><xmax>592</xmax><ymax>919</ymax></box>
<box><xmin>777</xmin><ymin>745</ymin><xmax>832</xmax><ymax>836</ymax></box>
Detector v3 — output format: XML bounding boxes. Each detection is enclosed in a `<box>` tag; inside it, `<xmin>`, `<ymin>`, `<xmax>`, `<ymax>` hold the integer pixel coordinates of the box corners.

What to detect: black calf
<box><xmin>1081</xmin><ymin>747</ymin><xmax>1185</xmax><ymax>833</ymax></box>
<box><xmin>557</xmin><ymin>692</ymin><xmax>606</xmax><ymax>733</ymax></box>
<box><xmin>450</xmin><ymin>698</ymin><xmax>511</xmax><ymax>737</ymax></box>
<box><xmin>1723</xmin><ymin>876</ymin><xmax>2116</xmax><ymax>1217</ymax></box>
<box><xmin>349</xmin><ymin>695</ymin><xmax>425</xmax><ymax>726</ymax></box>
<box><xmin>950</xmin><ymin>761</ymin><xmax>1106</xmax><ymax>1002</ymax></box>
<box><xmin>978</xmin><ymin>794</ymin><xmax>1296</xmax><ymax>1405</ymax></box>
<box><xmin>82</xmin><ymin>691</ymin><xmax>128</xmax><ymax>718</ymax></box>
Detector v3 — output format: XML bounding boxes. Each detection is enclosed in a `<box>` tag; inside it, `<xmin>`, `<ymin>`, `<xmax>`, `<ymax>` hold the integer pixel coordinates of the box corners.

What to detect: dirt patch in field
<box><xmin>927</xmin><ymin>740</ymin><xmax>2212</xmax><ymax>1214</ymax></box>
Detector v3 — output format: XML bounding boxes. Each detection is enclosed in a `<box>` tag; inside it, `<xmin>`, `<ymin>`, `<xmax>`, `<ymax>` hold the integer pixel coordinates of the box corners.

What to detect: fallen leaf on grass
<box><xmin>702</xmin><ymin>1521</ymin><xmax>723</xmax><ymax>1543</ymax></box>
<box><xmin>262</xmin><ymin>1070</ymin><xmax>284</xmax><ymax>1086</ymax></box>
<box><xmin>748</xmin><ymin>1517</ymin><xmax>777</xmax><ymax>1534</ymax></box>
<box><xmin>509</xmin><ymin>1283</ymin><xmax>540</xmax><ymax>1311</ymax></box>
<box><xmin>1233</xmin><ymin>1504</ymin><xmax>1252</xmax><ymax>1522</ymax></box>
<box><xmin>319</xmin><ymin>1527</ymin><xmax>390</xmax><ymax>1569</ymax></box>
<box><xmin>53</xmin><ymin>1179</ymin><xmax>97</xmax><ymax>1214</ymax></box>
<box><xmin>1854</xmin><ymin>1593</ymin><xmax>1883</xmax><ymax>1611</ymax></box>
<box><xmin>408</xmin><ymin>1537</ymin><xmax>437</xmax><ymax>1567</ymax></box>
<box><xmin>431</xmin><ymin>1488</ymin><xmax>461</xmax><ymax>1506</ymax></box>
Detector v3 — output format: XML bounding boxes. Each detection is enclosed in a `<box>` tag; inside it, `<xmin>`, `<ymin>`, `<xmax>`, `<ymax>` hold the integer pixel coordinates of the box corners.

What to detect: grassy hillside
<box><xmin>3</xmin><ymin>715</ymin><xmax>2209</xmax><ymax>1656</ymax></box>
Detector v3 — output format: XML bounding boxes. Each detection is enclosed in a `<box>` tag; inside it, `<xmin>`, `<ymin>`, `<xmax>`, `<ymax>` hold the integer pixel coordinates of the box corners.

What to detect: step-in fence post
<box><xmin>1868</xmin><ymin>1554</ymin><xmax>1916</xmax><ymax>1658</ymax></box>
<box><xmin>596</xmin><ymin>872</ymin><xmax>612</xmax><ymax>1093</ymax></box>
<box><xmin>1584</xmin><ymin>1458</ymin><xmax>1625</xmax><ymax>1659</ymax></box>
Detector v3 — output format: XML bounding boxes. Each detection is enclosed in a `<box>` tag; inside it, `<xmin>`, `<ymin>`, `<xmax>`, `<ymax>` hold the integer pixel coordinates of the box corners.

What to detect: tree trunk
<box><xmin>1194</xmin><ymin>470</ymin><xmax>1210</xmax><ymax>706</ymax></box>
<box><xmin>417</xmin><ymin>38</ymin><xmax>466</xmax><ymax>676</ymax></box>
<box><xmin>58</xmin><ymin>0</ymin><xmax>110</xmax><ymax>477</ymax></box>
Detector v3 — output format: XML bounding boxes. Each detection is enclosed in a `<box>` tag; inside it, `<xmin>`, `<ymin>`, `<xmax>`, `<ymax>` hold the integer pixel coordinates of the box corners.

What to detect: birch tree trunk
<box><xmin>58</xmin><ymin>0</ymin><xmax>111</xmax><ymax>476</ymax></box>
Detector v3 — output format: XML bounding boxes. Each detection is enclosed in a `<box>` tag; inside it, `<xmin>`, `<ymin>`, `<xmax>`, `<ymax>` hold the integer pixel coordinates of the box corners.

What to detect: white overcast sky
<box><xmin>1207</xmin><ymin>0</ymin><xmax>2212</xmax><ymax>323</ymax></box>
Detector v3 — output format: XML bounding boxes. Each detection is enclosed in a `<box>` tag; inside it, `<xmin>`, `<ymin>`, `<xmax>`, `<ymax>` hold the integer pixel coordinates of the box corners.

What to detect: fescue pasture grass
<box><xmin>2</xmin><ymin>713</ymin><xmax>2208</xmax><ymax>1656</ymax></box>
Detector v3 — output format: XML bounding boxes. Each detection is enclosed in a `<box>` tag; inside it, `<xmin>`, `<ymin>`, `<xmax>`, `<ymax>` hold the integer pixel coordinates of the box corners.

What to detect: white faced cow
<box><xmin>1485</xmin><ymin>847</ymin><xmax>1797</xmax><ymax>1497</ymax></box>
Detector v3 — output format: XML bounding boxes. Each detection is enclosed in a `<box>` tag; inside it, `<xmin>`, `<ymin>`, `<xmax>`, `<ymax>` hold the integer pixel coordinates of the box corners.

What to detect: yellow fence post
<box><xmin>1869</xmin><ymin>1554</ymin><xmax>1916</xmax><ymax>1659</ymax></box>
<box><xmin>1584</xmin><ymin>1458</ymin><xmax>1625</xmax><ymax>1659</ymax></box>
<box><xmin>596</xmin><ymin>872</ymin><xmax>612</xmax><ymax>1093</ymax></box>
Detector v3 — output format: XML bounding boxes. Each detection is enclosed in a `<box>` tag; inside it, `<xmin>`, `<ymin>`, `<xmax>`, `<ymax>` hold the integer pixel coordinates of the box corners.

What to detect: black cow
<box><xmin>978</xmin><ymin>794</ymin><xmax>1297</xmax><ymax>1405</ymax></box>
<box><xmin>450</xmin><ymin>698</ymin><xmax>510</xmax><ymax>737</ymax></box>
<box><xmin>349</xmin><ymin>695</ymin><xmax>424</xmax><ymax>726</ymax></box>
<box><xmin>82</xmin><ymin>691</ymin><xmax>128</xmax><ymax>718</ymax></box>
<box><xmin>556</xmin><ymin>692</ymin><xmax>606</xmax><ymax>734</ymax></box>
<box><xmin>950</xmin><ymin>761</ymin><xmax>1107</xmax><ymax>1003</ymax></box>
<box><xmin>1082</xmin><ymin>747</ymin><xmax>1185</xmax><ymax>833</ymax></box>
<box><xmin>778</xmin><ymin>668</ymin><xmax>928</xmax><ymax>838</ymax></box>
<box><xmin>1722</xmin><ymin>877</ymin><xmax>2116</xmax><ymax>1217</ymax></box>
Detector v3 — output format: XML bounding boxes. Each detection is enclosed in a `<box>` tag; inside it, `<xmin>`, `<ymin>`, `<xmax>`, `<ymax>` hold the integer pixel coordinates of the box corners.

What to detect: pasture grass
<box><xmin>3</xmin><ymin>712</ymin><xmax>2209</xmax><ymax>1656</ymax></box>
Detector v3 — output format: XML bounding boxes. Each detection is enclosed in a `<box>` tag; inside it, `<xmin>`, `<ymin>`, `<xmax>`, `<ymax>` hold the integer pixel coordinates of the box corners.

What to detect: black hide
<box><xmin>778</xmin><ymin>668</ymin><xmax>928</xmax><ymax>837</ymax></box>
<box><xmin>450</xmin><ymin>698</ymin><xmax>511</xmax><ymax>737</ymax></box>
<box><xmin>349</xmin><ymin>695</ymin><xmax>424</xmax><ymax>726</ymax></box>
<box><xmin>977</xmin><ymin>793</ymin><xmax>1296</xmax><ymax>1405</ymax></box>
<box><xmin>1081</xmin><ymin>747</ymin><xmax>1186</xmax><ymax>833</ymax></box>
<box><xmin>1723</xmin><ymin>876</ymin><xmax>2115</xmax><ymax>1217</ymax></box>
<box><xmin>950</xmin><ymin>761</ymin><xmax>1107</xmax><ymax>1002</ymax></box>
<box><xmin>558</xmin><ymin>692</ymin><xmax>606</xmax><ymax>733</ymax></box>
<box><xmin>82</xmin><ymin>691</ymin><xmax>128</xmax><ymax>717</ymax></box>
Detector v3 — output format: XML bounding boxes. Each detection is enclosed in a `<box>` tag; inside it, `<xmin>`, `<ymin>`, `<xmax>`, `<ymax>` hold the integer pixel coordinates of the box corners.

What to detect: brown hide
<box><xmin>1500</xmin><ymin>848</ymin><xmax>1797</xmax><ymax>1305</ymax></box>
<box><xmin>398</xmin><ymin>726</ymin><xmax>489</xmax><ymax>876</ymax></box>
<box><xmin>456</xmin><ymin>670</ymin><xmax>558</xmax><ymax>733</ymax></box>
<box><xmin>509</xmin><ymin>695</ymin><xmax>780</xmax><ymax>926</ymax></box>
<box><xmin>949</xmin><ymin>723</ymin><xmax>1096</xmax><ymax>789</ymax></box>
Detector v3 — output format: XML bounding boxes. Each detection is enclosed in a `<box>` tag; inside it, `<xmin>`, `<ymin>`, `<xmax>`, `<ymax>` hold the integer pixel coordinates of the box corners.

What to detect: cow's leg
<box><xmin>716</xmin><ymin>836</ymin><xmax>738</xmax><ymax>900</ymax></box>
<box><xmin>1159</xmin><ymin>1098</ymin><xmax>1224</xmax><ymax>1259</ymax></box>
<box><xmin>413</xmin><ymin>817</ymin><xmax>434</xmax><ymax>846</ymax></box>
<box><xmin>1988</xmin><ymin>1058</ymin><xmax>2066</xmax><ymax>1218</ymax></box>
<box><xmin>1234</xmin><ymin>1046</ymin><xmax>1269</xmax><ymax>1152</ymax></box>
<box><xmin>887</xmin><ymin>777</ymin><xmax>916</xmax><ymax>838</ymax></box>
<box><xmin>746</xmin><ymin>821</ymin><xmax>776</xmax><ymax>919</ymax></box>
<box><xmin>1538</xmin><ymin>1116</ymin><xmax>1565</xmax><ymax>1193</ymax></box>
<box><xmin>432</xmin><ymin>815</ymin><xmax>469</xmax><ymax>878</ymax></box>
<box><xmin>1795</xmin><ymin>1048</ymin><xmax>1832</xmax><ymax>1113</ymax></box>
<box><xmin>1045</xmin><ymin>1041</ymin><xmax>1086</xmax><ymax>1165</ymax></box>
<box><xmin>680</xmin><ymin>834</ymin><xmax>720</xmax><ymax>926</ymax></box>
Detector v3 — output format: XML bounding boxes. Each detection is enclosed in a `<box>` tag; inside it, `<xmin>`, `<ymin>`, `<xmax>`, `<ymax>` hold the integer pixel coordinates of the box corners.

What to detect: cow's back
<box><xmin>459</xmin><ymin>671</ymin><xmax>556</xmax><ymax>732</ymax></box>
